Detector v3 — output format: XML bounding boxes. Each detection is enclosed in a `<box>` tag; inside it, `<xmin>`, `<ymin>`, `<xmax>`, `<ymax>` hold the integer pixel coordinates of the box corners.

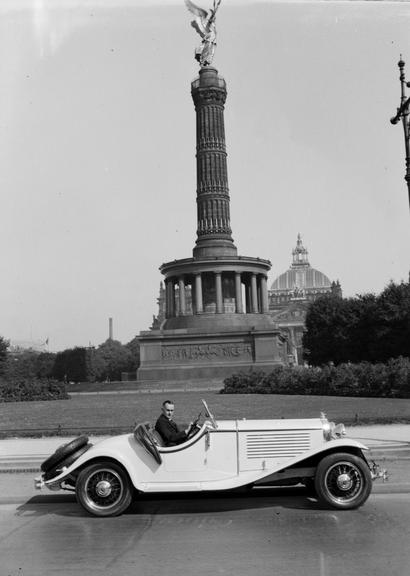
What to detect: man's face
<box><xmin>162</xmin><ymin>403</ymin><xmax>174</xmax><ymax>420</ymax></box>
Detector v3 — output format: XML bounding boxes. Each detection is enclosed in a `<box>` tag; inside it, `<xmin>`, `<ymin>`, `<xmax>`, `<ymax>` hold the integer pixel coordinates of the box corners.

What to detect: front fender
<box><xmin>317</xmin><ymin>437</ymin><xmax>369</xmax><ymax>453</ymax></box>
<box><xmin>285</xmin><ymin>438</ymin><xmax>369</xmax><ymax>468</ymax></box>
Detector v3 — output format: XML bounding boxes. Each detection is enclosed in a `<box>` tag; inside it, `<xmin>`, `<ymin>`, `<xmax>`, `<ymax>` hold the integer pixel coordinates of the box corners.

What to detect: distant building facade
<box><xmin>268</xmin><ymin>234</ymin><xmax>342</xmax><ymax>364</ymax></box>
<box><xmin>9</xmin><ymin>339</ymin><xmax>49</xmax><ymax>354</ymax></box>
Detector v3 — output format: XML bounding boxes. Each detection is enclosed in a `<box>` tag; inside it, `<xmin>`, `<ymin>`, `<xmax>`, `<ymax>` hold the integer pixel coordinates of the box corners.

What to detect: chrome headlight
<box><xmin>332</xmin><ymin>423</ymin><xmax>346</xmax><ymax>438</ymax></box>
<box><xmin>323</xmin><ymin>420</ymin><xmax>346</xmax><ymax>441</ymax></box>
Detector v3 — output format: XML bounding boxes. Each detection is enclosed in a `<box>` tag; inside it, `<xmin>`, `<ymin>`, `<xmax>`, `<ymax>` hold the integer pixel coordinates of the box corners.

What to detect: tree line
<box><xmin>303</xmin><ymin>278</ymin><xmax>410</xmax><ymax>366</ymax></box>
<box><xmin>1</xmin><ymin>278</ymin><xmax>408</xmax><ymax>384</ymax></box>
<box><xmin>0</xmin><ymin>337</ymin><xmax>140</xmax><ymax>383</ymax></box>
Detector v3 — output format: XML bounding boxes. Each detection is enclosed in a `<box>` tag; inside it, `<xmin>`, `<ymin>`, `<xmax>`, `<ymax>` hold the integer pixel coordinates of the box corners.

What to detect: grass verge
<box><xmin>1</xmin><ymin>390</ymin><xmax>410</xmax><ymax>438</ymax></box>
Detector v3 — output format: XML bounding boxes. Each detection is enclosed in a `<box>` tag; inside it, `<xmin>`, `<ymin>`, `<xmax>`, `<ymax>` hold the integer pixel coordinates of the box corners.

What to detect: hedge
<box><xmin>0</xmin><ymin>378</ymin><xmax>69</xmax><ymax>402</ymax></box>
<box><xmin>221</xmin><ymin>356</ymin><xmax>410</xmax><ymax>398</ymax></box>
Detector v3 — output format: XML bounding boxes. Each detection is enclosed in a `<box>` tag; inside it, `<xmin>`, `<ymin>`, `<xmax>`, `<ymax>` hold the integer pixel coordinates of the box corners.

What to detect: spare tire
<box><xmin>44</xmin><ymin>443</ymin><xmax>93</xmax><ymax>481</ymax></box>
<box><xmin>41</xmin><ymin>435</ymin><xmax>89</xmax><ymax>472</ymax></box>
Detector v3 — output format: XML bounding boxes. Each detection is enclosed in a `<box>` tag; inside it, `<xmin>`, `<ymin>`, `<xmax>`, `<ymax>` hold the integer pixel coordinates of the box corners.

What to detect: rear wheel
<box><xmin>315</xmin><ymin>452</ymin><xmax>372</xmax><ymax>510</ymax></box>
<box><xmin>76</xmin><ymin>461</ymin><xmax>132</xmax><ymax>517</ymax></box>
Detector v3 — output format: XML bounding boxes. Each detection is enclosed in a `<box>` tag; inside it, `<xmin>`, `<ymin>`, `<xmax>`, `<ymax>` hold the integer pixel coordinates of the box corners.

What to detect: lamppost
<box><xmin>390</xmin><ymin>56</ymin><xmax>410</xmax><ymax>210</ymax></box>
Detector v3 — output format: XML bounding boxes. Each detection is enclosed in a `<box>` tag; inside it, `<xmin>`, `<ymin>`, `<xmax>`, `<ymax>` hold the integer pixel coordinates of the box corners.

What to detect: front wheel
<box><xmin>315</xmin><ymin>452</ymin><xmax>372</xmax><ymax>510</ymax></box>
<box><xmin>76</xmin><ymin>461</ymin><xmax>132</xmax><ymax>517</ymax></box>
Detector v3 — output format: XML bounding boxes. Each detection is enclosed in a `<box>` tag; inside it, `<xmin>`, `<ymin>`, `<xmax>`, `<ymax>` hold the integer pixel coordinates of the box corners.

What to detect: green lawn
<box><xmin>1</xmin><ymin>391</ymin><xmax>410</xmax><ymax>437</ymax></box>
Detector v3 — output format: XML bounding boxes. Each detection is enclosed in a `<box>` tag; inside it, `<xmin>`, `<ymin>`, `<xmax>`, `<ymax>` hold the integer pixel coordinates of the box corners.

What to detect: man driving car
<box><xmin>155</xmin><ymin>400</ymin><xmax>193</xmax><ymax>447</ymax></box>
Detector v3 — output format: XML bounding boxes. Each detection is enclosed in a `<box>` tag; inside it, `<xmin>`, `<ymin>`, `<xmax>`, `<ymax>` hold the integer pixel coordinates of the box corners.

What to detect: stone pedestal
<box><xmin>137</xmin><ymin>325</ymin><xmax>287</xmax><ymax>383</ymax></box>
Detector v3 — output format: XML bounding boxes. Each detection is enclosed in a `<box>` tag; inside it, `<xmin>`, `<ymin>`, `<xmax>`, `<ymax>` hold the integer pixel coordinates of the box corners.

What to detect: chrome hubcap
<box><xmin>336</xmin><ymin>473</ymin><xmax>353</xmax><ymax>491</ymax></box>
<box><xmin>82</xmin><ymin>468</ymin><xmax>125</xmax><ymax>512</ymax></box>
<box><xmin>324</xmin><ymin>461</ymin><xmax>363</xmax><ymax>503</ymax></box>
<box><xmin>95</xmin><ymin>480</ymin><xmax>112</xmax><ymax>497</ymax></box>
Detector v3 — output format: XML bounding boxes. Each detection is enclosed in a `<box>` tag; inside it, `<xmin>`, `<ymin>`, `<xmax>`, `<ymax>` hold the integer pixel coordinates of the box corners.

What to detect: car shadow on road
<box><xmin>127</xmin><ymin>487</ymin><xmax>326</xmax><ymax>515</ymax></box>
<box><xmin>15</xmin><ymin>493</ymin><xmax>80</xmax><ymax>518</ymax></box>
<box><xmin>16</xmin><ymin>486</ymin><xmax>327</xmax><ymax>518</ymax></box>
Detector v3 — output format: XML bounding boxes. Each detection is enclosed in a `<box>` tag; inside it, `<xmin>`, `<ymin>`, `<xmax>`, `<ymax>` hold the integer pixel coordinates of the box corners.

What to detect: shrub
<box><xmin>221</xmin><ymin>357</ymin><xmax>410</xmax><ymax>398</ymax></box>
<box><xmin>0</xmin><ymin>378</ymin><xmax>69</xmax><ymax>402</ymax></box>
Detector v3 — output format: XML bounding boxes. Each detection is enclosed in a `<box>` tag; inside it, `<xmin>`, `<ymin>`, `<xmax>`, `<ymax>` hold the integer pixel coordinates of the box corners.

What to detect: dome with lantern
<box><xmin>269</xmin><ymin>234</ymin><xmax>341</xmax><ymax>305</ymax></box>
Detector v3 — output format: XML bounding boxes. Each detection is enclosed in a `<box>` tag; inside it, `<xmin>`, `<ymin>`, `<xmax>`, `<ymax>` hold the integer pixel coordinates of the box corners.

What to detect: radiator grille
<box><xmin>246</xmin><ymin>431</ymin><xmax>311</xmax><ymax>459</ymax></box>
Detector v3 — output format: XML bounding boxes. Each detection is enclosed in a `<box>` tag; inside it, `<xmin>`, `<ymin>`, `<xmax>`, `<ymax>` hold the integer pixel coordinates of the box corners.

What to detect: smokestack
<box><xmin>109</xmin><ymin>317</ymin><xmax>113</xmax><ymax>340</ymax></box>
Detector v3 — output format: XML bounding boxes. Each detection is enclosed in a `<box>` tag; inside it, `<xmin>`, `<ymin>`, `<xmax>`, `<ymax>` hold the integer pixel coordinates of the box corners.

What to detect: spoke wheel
<box><xmin>315</xmin><ymin>452</ymin><xmax>372</xmax><ymax>510</ymax></box>
<box><xmin>76</xmin><ymin>461</ymin><xmax>132</xmax><ymax>517</ymax></box>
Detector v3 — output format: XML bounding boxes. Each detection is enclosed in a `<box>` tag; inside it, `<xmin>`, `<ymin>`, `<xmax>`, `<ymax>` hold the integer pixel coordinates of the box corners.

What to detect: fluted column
<box><xmin>191</xmin><ymin>67</ymin><xmax>237</xmax><ymax>258</ymax></box>
<box><xmin>245</xmin><ymin>281</ymin><xmax>251</xmax><ymax>313</ymax></box>
<box><xmin>194</xmin><ymin>273</ymin><xmax>203</xmax><ymax>314</ymax></box>
<box><xmin>178</xmin><ymin>277</ymin><xmax>186</xmax><ymax>315</ymax></box>
<box><xmin>215</xmin><ymin>272</ymin><xmax>223</xmax><ymax>313</ymax></box>
<box><xmin>235</xmin><ymin>272</ymin><xmax>243</xmax><ymax>313</ymax></box>
<box><xmin>166</xmin><ymin>279</ymin><xmax>175</xmax><ymax>318</ymax></box>
<box><xmin>165</xmin><ymin>280</ymin><xmax>171</xmax><ymax>318</ymax></box>
<box><xmin>260</xmin><ymin>275</ymin><xmax>269</xmax><ymax>313</ymax></box>
<box><xmin>251</xmin><ymin>274</ymin><xmax>258</xmax><ymax>313</ymax></box>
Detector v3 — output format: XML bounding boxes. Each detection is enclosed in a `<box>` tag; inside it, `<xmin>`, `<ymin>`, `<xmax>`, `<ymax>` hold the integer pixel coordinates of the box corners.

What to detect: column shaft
<box><xmin>195</xmin><ymin>273</ymin><xmax>203</xmax><ymax>314</ymax></box>
<box><xmin>235</xmin><ymin>272</ymin><xmax>243</xmax><ymax>313</ymax></box>
<box><xmin>165</xmin><ymin>280</ymin><xmax>170</xmax><ymax>318</ymax></box>
<box><xmin>251</xmin><ymin>274</ymin><xmax>258</xmax><ymax>313</ymax></box>
<box><xmin>215</xmin><ymin>272</ymin><xmax>223</xmax><ymax>313</ymax></box>
<box><xmin>178</xmin><ymin>277</ymin><xmax>186</xmax><ymax>315</ymax></box>
<box><xmin>260</xmin><ymin>275</ymin><xmax>269</xmax><ymax>313</ymax></box>
<box><xmin>245</xmin><ymin>281</ymin><xmax>251</xmax><ymax>313</ymax></box>
<box><xmin>168</xmin><ymin>280</ymin><xmax>175</xmax><ymax>317</ymax></box>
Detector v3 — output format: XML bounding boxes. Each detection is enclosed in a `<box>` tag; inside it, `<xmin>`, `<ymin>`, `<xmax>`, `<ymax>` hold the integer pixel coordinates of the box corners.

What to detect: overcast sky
<box><xmin>1</xmin><ymin>0</ymin><xmax>409</xmax><ymax>351</ymax></box>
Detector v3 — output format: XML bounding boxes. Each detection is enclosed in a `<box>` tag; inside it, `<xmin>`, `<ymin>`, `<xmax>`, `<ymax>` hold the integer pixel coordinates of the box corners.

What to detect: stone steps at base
<box><xmin>135</xmin><ymin>379</ymin><xmax>223</xmax><ymax>390</ymax></box>
<box><xmin>66</xmin><ymin>379</ymin><xmax>224</xmax><ymax>395</ymax></box>
<box><xmin>68</xmin><ymin>379</ymin><xmax>224</xmax><ymax>395</ymax></box>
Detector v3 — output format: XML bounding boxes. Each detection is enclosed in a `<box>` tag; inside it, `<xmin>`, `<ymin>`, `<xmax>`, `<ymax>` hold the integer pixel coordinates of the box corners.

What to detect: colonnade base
<box><xmin>137</xmin><ymin>328</ymin><xmax>288</xmax><ymax>383</ymax></box>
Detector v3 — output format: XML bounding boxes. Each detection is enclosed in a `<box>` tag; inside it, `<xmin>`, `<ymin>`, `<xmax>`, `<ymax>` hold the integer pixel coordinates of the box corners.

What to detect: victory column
<box><xmin>137</xmin><ymin>1</ymin><xmax>288</xmax><ymax>384</ymax></box>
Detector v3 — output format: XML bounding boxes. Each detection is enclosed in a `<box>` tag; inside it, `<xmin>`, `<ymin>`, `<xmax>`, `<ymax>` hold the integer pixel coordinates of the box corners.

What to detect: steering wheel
<box><xmin>201</xmin><ymin>399</ymin><xmax>218</xmax><ymax>429</ymax></box>
<box><xmin>186</xmin><ymin>412</ymin><xmax>202</xmax><ymax>439</ymax></box>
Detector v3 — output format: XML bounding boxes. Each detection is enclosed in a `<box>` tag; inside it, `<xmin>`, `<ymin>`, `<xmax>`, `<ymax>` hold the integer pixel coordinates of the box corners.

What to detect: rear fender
<box><xmin>42</xmin><ymin>434</ymin><xmax>145</xmax><ymax>489</ymax></box>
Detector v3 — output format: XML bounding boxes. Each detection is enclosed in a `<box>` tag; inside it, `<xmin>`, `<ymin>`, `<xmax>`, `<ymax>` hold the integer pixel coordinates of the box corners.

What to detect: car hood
<box><xmin>216</xmin><ymin>418</ymin><xmax>324</xmax><ymax>432</ymax></box>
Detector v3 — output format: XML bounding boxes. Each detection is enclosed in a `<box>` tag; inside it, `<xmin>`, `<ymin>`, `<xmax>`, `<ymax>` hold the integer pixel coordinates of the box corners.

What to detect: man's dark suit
<box><xmin>155</xmin><ymin>413</ymin><xmax>187</xmax><ymax>446</ymax></box>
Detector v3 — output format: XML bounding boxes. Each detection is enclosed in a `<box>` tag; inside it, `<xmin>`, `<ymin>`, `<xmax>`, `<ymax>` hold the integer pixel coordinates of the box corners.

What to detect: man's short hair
<box><xmin>162</xmin><ymin>400</ymin><xmax>173</xmax><ymax>407</ymax></box>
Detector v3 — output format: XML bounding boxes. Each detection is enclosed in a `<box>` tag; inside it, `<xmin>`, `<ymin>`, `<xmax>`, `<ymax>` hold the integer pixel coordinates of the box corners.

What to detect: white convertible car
<box><xmin>35</xmin><ymin>400</ymin><xmax>387</xmax><ymax>517</ymax></box>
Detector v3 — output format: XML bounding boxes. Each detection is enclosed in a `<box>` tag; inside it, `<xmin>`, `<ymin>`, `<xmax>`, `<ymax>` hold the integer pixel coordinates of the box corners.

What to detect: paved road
<box><xmin>0</xmin><ymin>425</ymin><xmax>409</xmax><ymax>576</ymax></box>
<box><xmin>0</xmin><ymin>473</ymin><xmax>410</xmax><ymax>576</ymax></box>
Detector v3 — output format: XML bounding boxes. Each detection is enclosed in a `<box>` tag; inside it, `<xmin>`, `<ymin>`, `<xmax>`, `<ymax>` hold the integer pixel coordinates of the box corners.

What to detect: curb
<box><xmin>0</xmin><ymin>467</ymin><xmax>40</xmax><ymax>474</ymax></box>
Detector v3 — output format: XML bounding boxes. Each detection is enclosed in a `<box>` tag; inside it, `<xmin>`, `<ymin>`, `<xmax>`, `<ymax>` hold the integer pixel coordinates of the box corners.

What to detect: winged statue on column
<box><xmin>185</xmin><ymin>0</ymin><xmax>222</xmax><ymax>66</ymax></box>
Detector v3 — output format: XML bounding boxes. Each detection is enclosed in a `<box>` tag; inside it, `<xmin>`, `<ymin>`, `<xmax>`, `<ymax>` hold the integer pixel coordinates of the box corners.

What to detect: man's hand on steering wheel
<box><xmin>185</xmin><ymin>412</ymin><xmax>202</xmax><ymax>439</ymax></box>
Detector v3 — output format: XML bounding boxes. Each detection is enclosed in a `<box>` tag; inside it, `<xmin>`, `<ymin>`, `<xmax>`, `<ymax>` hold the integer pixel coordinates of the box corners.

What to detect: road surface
<box><xmin>1</xmin><ymin>468</ymin><xmax>409</xmax><ymax>576</ymax></box>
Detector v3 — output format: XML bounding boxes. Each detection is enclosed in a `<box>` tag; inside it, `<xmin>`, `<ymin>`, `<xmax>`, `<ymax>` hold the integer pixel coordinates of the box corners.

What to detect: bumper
<box><xmin>34</xmin><ymin>475</ymin><xmax>62</xmax><ymax>491</ymax></box>
<box><xmin>34</xmin><ymin>475</ymin><xmax>44</xmax><ymax>490</ymax></box>
<box><xmin>370</xmin><ymin>461</ymin><xmax>389</xmax><ymax>482</ymax></box>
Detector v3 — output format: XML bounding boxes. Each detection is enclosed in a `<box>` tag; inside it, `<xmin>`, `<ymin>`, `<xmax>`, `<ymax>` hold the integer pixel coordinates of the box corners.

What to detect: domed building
<box><xmin>269</xmin><ymin>235</ymin><xmax>342</xmax><ymax>364</ymax></box>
